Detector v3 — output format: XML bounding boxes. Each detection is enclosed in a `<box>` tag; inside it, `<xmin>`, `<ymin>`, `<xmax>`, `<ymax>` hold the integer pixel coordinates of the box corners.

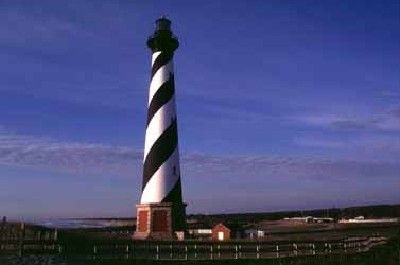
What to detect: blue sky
<box><xmin>0</xmin><ymin>0</ymin><xmax>399</xmax><ymax>219</ymax></box>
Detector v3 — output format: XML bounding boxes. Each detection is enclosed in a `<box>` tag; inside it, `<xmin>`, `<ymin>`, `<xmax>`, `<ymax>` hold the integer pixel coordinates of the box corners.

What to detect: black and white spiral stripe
<box><xmin>141</xmin><ymin>51</ymin><xmax>182</xmax><ymax>204</ymax></box>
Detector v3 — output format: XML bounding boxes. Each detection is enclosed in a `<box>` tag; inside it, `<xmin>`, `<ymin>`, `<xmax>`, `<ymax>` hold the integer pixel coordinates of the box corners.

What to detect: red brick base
<box><xmin>132</xmin><ymin>203</ymin><xmax>174</xmax><ymax>240</ymax></box>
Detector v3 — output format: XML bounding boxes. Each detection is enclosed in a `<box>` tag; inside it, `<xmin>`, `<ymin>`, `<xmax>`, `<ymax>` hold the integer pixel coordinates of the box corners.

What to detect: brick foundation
<box><xmin>132</xmin><ymin>203</ymin><xmax>174</xmax><ymax>240</ymax></box>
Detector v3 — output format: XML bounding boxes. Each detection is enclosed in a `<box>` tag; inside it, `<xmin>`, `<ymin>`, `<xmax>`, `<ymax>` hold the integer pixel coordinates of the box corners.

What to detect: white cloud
<box><xmin>292</xmin><ymin>105</ymin><xmax>400</xmax><ymax>132</ymax></box>
<box><xmin>0</xmin><ymin>129</ymin><xmax>141</xmax><ymax>174</ymax></box>
<box><xmin>1</xmin><ymin>127</ymin><xmax>399</xmax><ymax>215</ymax></box>
<box><xmin>0</xmin><ymin>128</ymin><xmax>398</xmax><ymax>183</ymax></box>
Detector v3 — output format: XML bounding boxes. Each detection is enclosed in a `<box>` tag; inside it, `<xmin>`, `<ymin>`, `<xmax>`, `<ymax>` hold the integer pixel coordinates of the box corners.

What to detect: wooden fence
<box><xmin>0</xmin><ymin>222</ymin><xmax>389</xmax><ymax>261</ymax></box>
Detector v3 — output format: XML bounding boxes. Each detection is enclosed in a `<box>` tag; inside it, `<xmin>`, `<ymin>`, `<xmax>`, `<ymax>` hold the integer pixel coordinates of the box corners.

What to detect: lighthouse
<box><xmin>133</xmin><ymin>18</ymin><xmax>186</xmax><ymax>240</ymax></box>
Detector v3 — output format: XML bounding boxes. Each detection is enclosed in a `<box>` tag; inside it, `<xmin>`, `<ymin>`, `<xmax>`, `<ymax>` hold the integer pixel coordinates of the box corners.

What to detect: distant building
<box><xmin>313</xmin><ymin>217</ymin><xmax>335</xmax><ymax>223</ymax></box>
<box><xmin>244</xmin><ymin>228</ymin><xmax>265</xmax><ymax>240</ymax></box>
<box><xmin>283</xmin><ymin>216</ymin><xmax>313</xmax><ymax>224</ymax></box>
<box><xmin>187</xmin><ymin>222</ymin><xmax>212</xmax><ymax>240</ymax></box>
<box><xmin>283</xmin><ymin>216</ymin><xmax>335</xmax><ymax>224</ymax></box>
<box><xmin>211</xmin><ymin>223</ymin><xmax>244</xmax><ymax>241</ymax></box>
<box><xmin>212</xmin><ymin>223</ymin><xmax>231</xmax><ymax>241</ymax></box>
<box><xmin>339</xmin><ymin>216</ymin><xmax>398</xmax><ymax>224</ymax></box>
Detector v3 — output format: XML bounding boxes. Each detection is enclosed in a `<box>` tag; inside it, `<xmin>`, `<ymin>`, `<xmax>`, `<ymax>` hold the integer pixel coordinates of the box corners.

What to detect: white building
<box><xmin>339</xmin><ymin>216</ymin><xmax>398</xmax><ymax>224</ymax></box>
<box><xmin>244</xmin><ymin>228</ymin><xmax>265</xmax><ymax>240</ymax></box>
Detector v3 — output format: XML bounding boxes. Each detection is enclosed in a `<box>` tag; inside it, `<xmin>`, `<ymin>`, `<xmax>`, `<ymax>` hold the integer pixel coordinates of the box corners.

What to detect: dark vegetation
<box><xmin>75</xmin><ymin>204</ymin><xmax>400</xmax><ymax>224</ymax></box>
<box><xmin>188</xmin><ymin>204</ymin><xmax>400</xmax><ymax>227</ymax></box>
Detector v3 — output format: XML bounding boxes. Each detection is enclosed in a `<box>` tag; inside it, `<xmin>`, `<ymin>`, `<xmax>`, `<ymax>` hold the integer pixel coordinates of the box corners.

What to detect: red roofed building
<box><xmin>211</xmin><ymin>223</ymin><xmax>231</xmax><ymax>241</ymax></box>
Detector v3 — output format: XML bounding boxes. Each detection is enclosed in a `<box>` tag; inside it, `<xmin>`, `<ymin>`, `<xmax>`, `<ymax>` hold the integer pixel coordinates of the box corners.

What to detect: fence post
<box><xmin>51</xmin><ymin>229</ymin><xmax>58</xmax><ymax>251</ymax></box>
<box><xmin>185</xmin><ymin>245</ymin><xmax>188</xmax><ymax>260</ymax></box>
<box><xmin>0</xmin><ymin>216</ymin><xmax>6</xmax><ymax>252</ymax></box>
<box><xmin>125</xmin><ymin>245</ymin><xmax>129</xmax><ymax>260</ymax></box>
<box><xmin>37</xmin><ymin>230</ymin><xmax>41</xmax><ymax>241</ymax></box>
<box><xmin>194</xmin><ymin>244</ymin><xmax>197</xmax><ymax>259</ymax></box>
<box><xmin>312</xmin><ymin>243</ymin><xmax>316</xmax><ymax>255</ymax></box>
<box><xmin>235</xmin><ymin>245</ymin><xmax>238</xmax><ymax>259</ymax></box>
<box><xmin>156</xmin><ymin>245</ymin><xmax>159</xmax><ymax>260</ymax></box>
<box><xmin>276</xmin><ymin>245</ymin><xmax>279</xmax><ymax>258</ymax></box>
<box><xmin>210</xmin><ymin>245</ymin><xmax>213</xmax><ymax>260</ymax></box>
<box><xmin>93</xmin><ymin>245</ymin><xmax>97</xmax><ymax>260</ymax></box>
<box><xmin>18</xmin><ymin>222</ymin><xmax>25</xmax><ymax>257</ymax></box>
<box><xmin>170</xmin><ymin>244</ymin><xmax>173</xmax><ymax>259</ymax></box>
<box><xmin>256</xmin><ymin>245</ymin><xmax>260</xmax><ymax>259</ymax></box>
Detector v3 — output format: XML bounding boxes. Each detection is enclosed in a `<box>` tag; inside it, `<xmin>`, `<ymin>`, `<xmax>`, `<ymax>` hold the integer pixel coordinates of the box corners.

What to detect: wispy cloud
<box><xmin>1</xmin><ymin>127</ymin><xmax>399</xmax><ymax>215</ymax></box>
<box><xmin>183</xmin><ymin>152</ymin><xmax>400</xmax><ymax>213</ymax></box>
<box><xmin>183</xmin><ymin>153</ymin><xmax>400</xmax><ymax>181</ymax></box>
<box><xmin>294</xmin><ymin>133</ymin><xmax>400</xmax><ymax>163</ymax></box>
<box><xmin>0</xmin><ymin>9</ymin><xmax>82</xmax><ymax>47</ymax></box>
<box><xmin>292</xmin><ymin>105</ymin><xmax>400</xmax><ymax>132</ymax></box>
<box><xmin>0</xmin><ymin>128</ymin><xmax>141</xmax><ymax>174</ymax></box>
<box><xmin>1</xmin><ymin>128</ymin><xmax>398</xmax><ymax>182</ymax></box>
